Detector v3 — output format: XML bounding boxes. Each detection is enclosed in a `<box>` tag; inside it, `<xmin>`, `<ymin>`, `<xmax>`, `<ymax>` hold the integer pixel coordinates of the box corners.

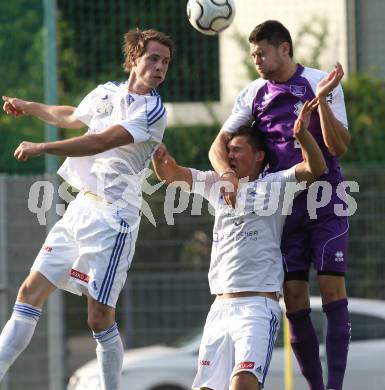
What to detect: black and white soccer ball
<box><xmin>186</xmin><ymin>0</ymin><xmax>236</xmax><ymax>36</ymax></box>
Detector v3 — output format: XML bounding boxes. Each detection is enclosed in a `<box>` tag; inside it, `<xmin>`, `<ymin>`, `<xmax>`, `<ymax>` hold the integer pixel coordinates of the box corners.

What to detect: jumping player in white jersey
<box><xmin>0</xmin><ymin>28</ymin><xmax>174</xmax><ymax>390</ymax></box>
<box><xmin>152</xmin><ymin>100</ymin><xmax>326</xmax><ymax>390</ymax></box>
<box><xmin>209</xmin><ymin>20</ymin><xmax>351</xmax><ymax>390</ymax></box>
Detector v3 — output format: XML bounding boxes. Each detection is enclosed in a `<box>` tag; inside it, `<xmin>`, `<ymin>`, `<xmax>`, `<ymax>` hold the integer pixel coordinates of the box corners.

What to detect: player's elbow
<box><xmin>314</xmin><ymin>160</ymin><xmax>327</xmax><ymax>178</ymax></box>
<box><xmin>208</xmin><ymin>142</ymin><xmax>217</xmax><ymax>163</ymax></box>
<box><xmin>209</xmin><ymin>131</ymin><xmax>228</xmax><ymax>163</ymax></box>
<box><xmin>70</xmin><ymin>118</ymin><xmax>86</xmax><ymax>130</ymax></box>
<box><xmin>328</xmin><ymin>131</ymin><xmax>350</xmax><ymax>157</ymax></box>
<box><xmin>329</xmin><ymin>143</ymin><xmax>348</xmax><ymax>157</ymax></box>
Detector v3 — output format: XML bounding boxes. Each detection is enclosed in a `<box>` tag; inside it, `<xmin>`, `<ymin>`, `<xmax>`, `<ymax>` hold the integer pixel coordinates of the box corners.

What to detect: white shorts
<box><xmin>32</xmin><ymin>192</ymin><xmax>140</xmax><ymax>308</ymax></box>
<box><xmin>192</xmin><ymin>296</ymin><xmax>281</xmax><ymax>390</ymax></box>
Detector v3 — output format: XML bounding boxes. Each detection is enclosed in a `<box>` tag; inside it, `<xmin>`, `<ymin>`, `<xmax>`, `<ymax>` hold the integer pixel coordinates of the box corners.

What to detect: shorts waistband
<box><xmin>212</xmin><ymin>295</ymin><xmax>281</xmax><ymax>309</ymax></box>
<box><xmin>216</xmin><ymin>291</ymin><xmax>279</xmax><ymax>301</ymax></box>
<box><xmin>80</xmin><ymin>189</ymin><xmax>112</xmax><ymax>204</ymax></box>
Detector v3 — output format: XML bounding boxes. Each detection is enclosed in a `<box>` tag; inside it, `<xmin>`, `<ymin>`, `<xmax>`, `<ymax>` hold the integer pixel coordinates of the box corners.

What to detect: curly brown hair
<box><xmin>122</xmin><ymin>28</ymin><xmax>174</xmax><ymax>73</ymax></box>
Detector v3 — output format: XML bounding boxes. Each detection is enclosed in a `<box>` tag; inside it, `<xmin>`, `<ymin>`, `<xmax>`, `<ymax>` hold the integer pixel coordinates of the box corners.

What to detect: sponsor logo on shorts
<box><xmin>42</xmin><ymin>244</ymin><xmax>52</xmax><ymax>252</ymax></box>
<box><xmin>70</xmin><ymin>269</ymin><xmax>90</xmax><ymax>283</ymax></box>
<box><xmin>236</xmin><ymin>361</ymin><xmax>255</xmax><ymax>370</ymax></box>
<box><xmin>255</xmin><ymin>365</ymin><xmax>262</xmax><ymax>374</ymax></box>
<box><xmin>200</xmin><ymin>360</ymin><xmax>210</xmax><ymax>366</ymax></box>
<box><xmin>335</xmin><ymin>251</ymin><xmax>344</xmax><ymax>262</ymax></box>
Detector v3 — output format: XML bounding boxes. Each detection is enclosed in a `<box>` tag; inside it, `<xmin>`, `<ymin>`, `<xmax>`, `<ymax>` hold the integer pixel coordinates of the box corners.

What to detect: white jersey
<box><xmin>190</xmin><ymin>166</ymin><xmax>304</xmax><ymax>295</ymax></box>
<box><xmin>58</xmin><ymin>81</ymin><xmax>167</xmax><ymax>211</ymax></box>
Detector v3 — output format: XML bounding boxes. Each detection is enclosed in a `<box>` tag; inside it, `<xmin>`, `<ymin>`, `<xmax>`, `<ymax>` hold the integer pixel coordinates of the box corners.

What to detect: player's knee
<box><xmin>87</xmin><ymin>306</ymin><xmax>114</xmax><ymax>332</ymax></box>
<box><xmin>283</xmin><ymin>283</ymin><xmax>310</xmax><ymax>312</ymax></box>
<box><xmin>231</xmin><ymin>371</ymin><xmax>260</xmax><ymax>390</ymax></box>
<box><xmin>321</xmin><ymin>289</ymin><xmax>342</xmax><ymax>304</ymax></box>
<box><xmin>17</xmin><ymin>278</ymin><xmax>46</xmax><ymax>307</ymax></box>
<box><xmin>319</xmin><ymin>277</ymin><xmax>346</xmax><ymax>304</ymax></box>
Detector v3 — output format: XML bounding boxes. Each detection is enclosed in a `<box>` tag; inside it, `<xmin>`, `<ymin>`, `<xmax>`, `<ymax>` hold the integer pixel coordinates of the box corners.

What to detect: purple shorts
<box><xmin>281</xmin><ymin>186</ymin><xmax>349</xmax><ymax>274</ymax></box>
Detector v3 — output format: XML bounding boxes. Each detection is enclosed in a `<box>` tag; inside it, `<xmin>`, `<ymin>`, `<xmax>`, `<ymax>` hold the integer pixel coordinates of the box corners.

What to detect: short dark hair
<box><xmin>229</xmin><ymin>125</ymin><xmax>266</xmax><ymax>152</ymax></box>
<box><xmin>248</xmin><ymin>20</ymin><xmax>293</xmax><ymax>58</ymax></box>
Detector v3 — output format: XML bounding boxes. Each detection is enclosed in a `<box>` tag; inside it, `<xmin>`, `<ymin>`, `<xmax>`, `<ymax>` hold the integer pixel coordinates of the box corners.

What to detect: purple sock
<box><xmin>286</xmin><ymin>309</ymin><xmax>324</xmax><ymax>390</ymax></box>
<box><xmin>323</xmin><ymin>298</ymin><xmax>351</xmax><ymax>390</ymax></box>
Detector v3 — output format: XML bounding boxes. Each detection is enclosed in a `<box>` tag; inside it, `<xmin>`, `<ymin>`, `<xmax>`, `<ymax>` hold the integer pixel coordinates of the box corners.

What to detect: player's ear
<box><xmin>129</xmin><ymin>54</ymin><xmax>139</xmax><ymax>69</ymax></box>
<box><xmin>280</xmin><ymin>42</ymin><xmax>290</xmax><ymax>56</ymax></box>
<box><xmin>255</xmin><ymin>150</ymin><xmax>265</xmax><ymax>163</ymax></box>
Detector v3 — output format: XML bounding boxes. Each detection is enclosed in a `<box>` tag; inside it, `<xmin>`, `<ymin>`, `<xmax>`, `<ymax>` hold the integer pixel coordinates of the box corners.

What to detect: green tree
<box><xmin>342</xmin><ymin>73</ymin><xmax>385</xmax><ymax>163</ymax></box>
<box><xmin>0</xmin><ymin>1</ymin><xmax>44</xmax><ymax>173</ymax></box>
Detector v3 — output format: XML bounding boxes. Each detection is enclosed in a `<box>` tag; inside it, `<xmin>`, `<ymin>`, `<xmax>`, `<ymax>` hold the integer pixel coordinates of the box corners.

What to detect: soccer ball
<box><xmin>186</xmin><ymin>0</ymin><xmax>236</xmax><ymax>36</ymax></box>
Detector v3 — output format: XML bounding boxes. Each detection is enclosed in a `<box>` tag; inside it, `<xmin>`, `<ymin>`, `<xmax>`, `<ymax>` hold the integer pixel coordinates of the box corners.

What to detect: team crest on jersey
<box><xmin>96</xmin><ymin>94</ymin><xmax>113</xmax><ymax>116</ymax></box>
<box><xmin>290</xmin><ymin>85</ymin><xmax>306</xmax><ymax>97</ymax></box>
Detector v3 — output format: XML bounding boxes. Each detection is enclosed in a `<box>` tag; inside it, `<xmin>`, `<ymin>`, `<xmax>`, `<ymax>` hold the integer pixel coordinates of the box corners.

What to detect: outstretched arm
<box><xmin>14</xmin><ymin>124</ymin><xmax>133</xmax><ymax>161</ymax></box>
<box><xmin>152</xmin><ymin>144</ymin><xmax>192</xmax><ymax>189</ymax></box>
<box><xmin>209</xmin><ymin>130</ymin><xmax>238</xmax><ymax>208</ymax></box>
<box><xmin>316</xmin><ymin>62</ymin><xmax>351</xmax><ymax>156</ymax></box>
<box><xmin>294</xmin><ymin>99</ymin><xmax>327</xmax><ymax>184</ymax></box>
<box><xmin>2</xmin><ymin>96</ymin><xmax>84</xmax><ymax>129</ymax></box>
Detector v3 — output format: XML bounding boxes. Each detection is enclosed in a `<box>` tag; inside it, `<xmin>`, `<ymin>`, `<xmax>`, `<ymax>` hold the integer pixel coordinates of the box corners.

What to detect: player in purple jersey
<box><xmin>209</xmin><ymin>20</ymin><xmax>351</xmax><ymax>390</ymax></box>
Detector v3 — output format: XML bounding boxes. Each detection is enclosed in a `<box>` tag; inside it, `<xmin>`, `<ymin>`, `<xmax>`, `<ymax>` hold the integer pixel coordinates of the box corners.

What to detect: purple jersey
<box><xmin>223</xmin><ymin>64</ymin><xmax>348</xmax><ymax>184</ymax></box>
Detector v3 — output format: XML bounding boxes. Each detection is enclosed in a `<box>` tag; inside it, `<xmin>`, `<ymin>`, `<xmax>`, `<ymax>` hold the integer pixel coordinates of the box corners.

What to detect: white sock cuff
<box><xmin>13</xmin><ymin>302</ymin><xmax>42</xmax><ymax>323</ymax></box>
<box><xmin>93</xmin><ymin>323</ymin><xmax>120</xmax><ymax>344</ymax></box>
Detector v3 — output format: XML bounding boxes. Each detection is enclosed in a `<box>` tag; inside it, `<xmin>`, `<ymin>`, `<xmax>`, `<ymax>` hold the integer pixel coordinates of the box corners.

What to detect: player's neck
<box><xmin>126</xmin><ymin>75</ymin><xmax>152</xmax><ymax>95</ymax></box>
<box><xmin>273</xmin><ymin>61</ymin><xmax>297</xmax><ymax>83</ymax></box>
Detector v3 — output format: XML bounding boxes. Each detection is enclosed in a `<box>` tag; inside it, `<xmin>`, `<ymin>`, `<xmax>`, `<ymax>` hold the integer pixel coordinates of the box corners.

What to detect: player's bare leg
<box><xmin>231</xmin><ymin>371</ymin><xmax>261</xmax><ymax>390</ymax></box>
<box><xmin>88</xmin><ymin>296</ymin><xmax>124</xmax><ymax>390</ymax></box>
<box><xmin>284</xmin><ymin>280</ymin><xmax>324</xmax><ymax>390</ymax></box>
<box><xmin>0</xmin><ymin>271</ymin><xmax>56</xmax><ymax>381</ymax></box>
<box><xmin>318</xmin><ymin>275</ymin><xmax>350</xmax><ymax>390</ymax></box>
<box><xmin>283</xmin><ymin>280</ymin><xmax>310</xmax><ymax>312</ymax></box>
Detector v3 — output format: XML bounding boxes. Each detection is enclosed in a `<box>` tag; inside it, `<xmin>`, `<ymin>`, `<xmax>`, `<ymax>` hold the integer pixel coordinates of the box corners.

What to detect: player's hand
<box><xmin>293</xmin><ymin>99</ymin><xmax>319</xmax><ymax>138</ymax></box>
<box><xmin>2</xmin><ymin>96</ymin><xmax>29</xmax><ymax>117</ymax></box>
<box><xmin>220</xmin><ymin>172</ymin><xmax>238</xmax><ymax>208</ymax></box>
<box><xmin>153</xmin><ymin>144</ymin><xmax>176</xmax><ymax>166</ymax></box>
<box><xmin>316</xmin><ymin>62</ymin><xmax>344</xmax><ymax>99</ymax></box>
<box><xmin>14</xmin><ymin>141</ymin><xmax>43</xmax><ymax>161</ymax></box>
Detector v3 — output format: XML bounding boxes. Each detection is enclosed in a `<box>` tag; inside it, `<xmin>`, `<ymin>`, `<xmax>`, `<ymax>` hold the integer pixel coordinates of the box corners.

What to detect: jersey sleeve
<box><xmin>222</xmin><ymin>82</ymin><xmax>256</xmax><ymax>133</ymax></box>
<box><xmin>189</xmin><ymin>168</ymin><xmax>219</xmax><ymax>201</ymax></box>
<box><xmin>262</xmin><ymin>166</ymin><xmax>306</xmax><ymax>216</ymax></box>
<box><xmin>74</xmin><ymin>87</ymin><xmax>99</xmax><ymax>126</ymax></box>
<box><xmin>119</xmin><ymin>96</ymin><xmax>167</xmax><ymax>144</ymax></box>
<box><xmin>265</xmin><ymin>165</ymin><xmax>308</xmax><ymax>186</ymax></box>
<box><xmin>329</xmin><ymin>84</ymin><xmax>348</xmax><ymax>129</ymax></box>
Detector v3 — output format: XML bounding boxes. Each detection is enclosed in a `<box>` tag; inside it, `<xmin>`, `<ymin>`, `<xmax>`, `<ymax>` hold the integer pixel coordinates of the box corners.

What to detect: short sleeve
<box><xmin>119</xmin><ymin>96</ymin><xmax>166</xmax><ymax>144</ymax></box>
<box><xmin>261</xmin><ymin>166</ymin><xmax>307</xmax><ymax>216</ymax></box>
<box><xmin>264</xmin><ymin>165</ymin><xmax>307</xmax><ymax>186</ymax></box>
<box><xmin>329</xmin><ymin>84</ymin><xmax>348</xmax><ymax>129</ymax></box>
<box><xmin>190</xmin><ymin>168</ymin><xmax>219</xmax><ymax>201</ymax></box>
<box><xmin>222</xmin><ymin>79</ymin><xmax>264</xmax><ymax>133</ymax></box>
<box><xmin>74</xmin><ymin>87</ymin><xmax>99</xmax><ymax>126</ymax></box>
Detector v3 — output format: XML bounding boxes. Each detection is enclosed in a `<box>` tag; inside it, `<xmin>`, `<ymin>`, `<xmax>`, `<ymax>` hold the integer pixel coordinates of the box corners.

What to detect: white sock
<box><xmin>0</xmin><ymin>302</ymin><xmax>41</xmax><ymax>381</ymax></box>
<box><xmin>93</xmin><ymin>323</ymin><xmax>124</xmax><ymax>390</ymax></box>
